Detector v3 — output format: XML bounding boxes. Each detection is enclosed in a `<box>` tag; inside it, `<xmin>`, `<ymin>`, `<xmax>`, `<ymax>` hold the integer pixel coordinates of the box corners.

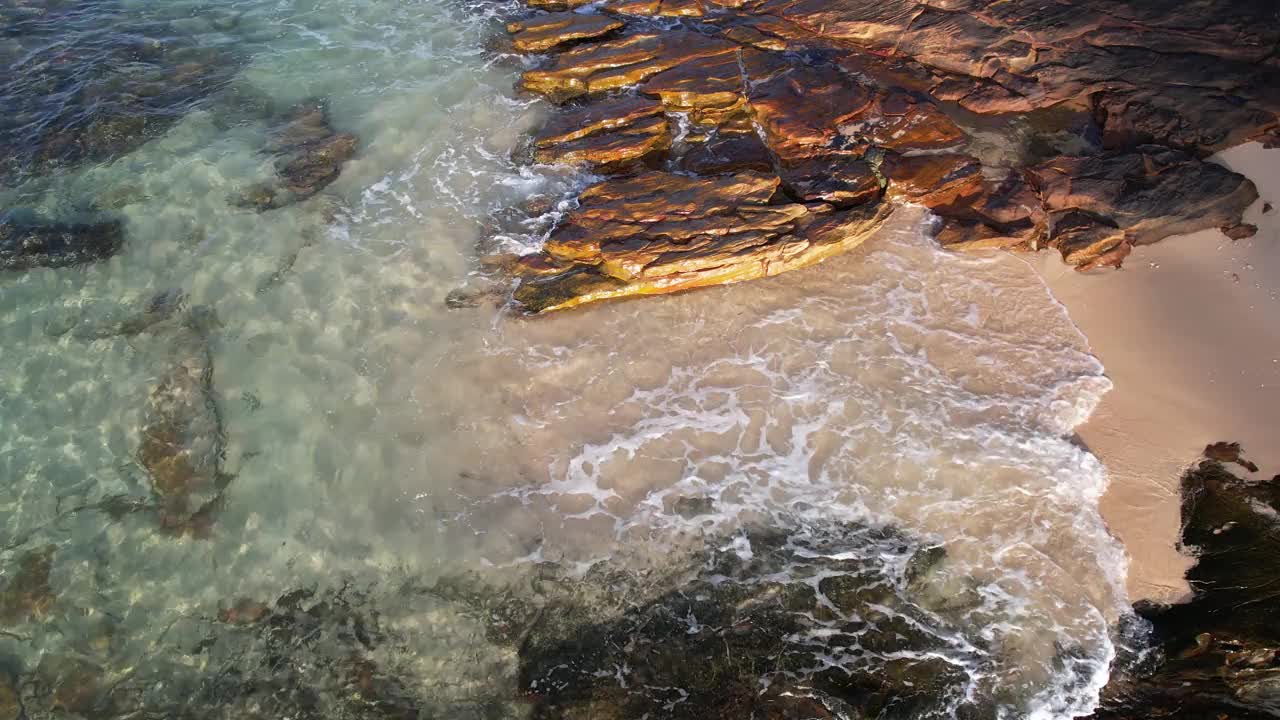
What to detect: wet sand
<box><xmin>1034</xmin><ymin>142</ymin><xmax>1280</xmax><ymax>603</ymax></box>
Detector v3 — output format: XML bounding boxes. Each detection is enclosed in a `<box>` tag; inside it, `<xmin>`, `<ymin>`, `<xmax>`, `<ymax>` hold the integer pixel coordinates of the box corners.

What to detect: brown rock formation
<box><xmin>507</xmin><ymin>12</ymin><xmax>624</xmax><ymax>53</ymax></box>
<box><xmin>488</xmin><ymin>0</ymin><xmax>1271</xmax><ymax>312</ymax></box>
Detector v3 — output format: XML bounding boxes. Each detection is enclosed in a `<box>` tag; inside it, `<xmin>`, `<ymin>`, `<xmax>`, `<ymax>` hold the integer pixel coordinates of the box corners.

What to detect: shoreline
<box><xmin>1034</xmin><ymin>142</ymin><xmax>1280</xmax><ymax>604</ymax></box>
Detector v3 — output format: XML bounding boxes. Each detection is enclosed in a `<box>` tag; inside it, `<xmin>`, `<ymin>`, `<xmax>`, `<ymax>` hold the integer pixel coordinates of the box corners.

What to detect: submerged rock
<box><xmin>136</xmin><ymin>312</ymin><xmax>229</xmax><ymax>534</ymax></box>
<box><xmin>0</xmin><ymin>545</ymin><xmax>56</xmax><ymax>625</ymax></box>
<box><xmin>505</xmin><ymin>526</ymin><xmax>989</xmax><ymax>719</ymax></box>
<box><xmin>236</xmin><ymin>100</ymin><xmax>358</xmax><ymax>211</ymax></box>
<box><xmin>0</xmin><ymin>212</ymin><xmax>125</xmax><ymax>271</ymax></box>
<box><xmin>0</xmin><ymin>0</ymin><xmax>243</xmax><ymax>187</ymax></box>
<box><xmin>1092</xmin><ymin>445</ymin><xmax>1280</xmax><ymax>718</ymax></box>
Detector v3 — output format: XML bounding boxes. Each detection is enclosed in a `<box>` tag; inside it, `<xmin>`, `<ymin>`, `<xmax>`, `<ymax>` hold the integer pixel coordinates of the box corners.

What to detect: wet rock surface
<box><xmin>483</xmin><ymin>0</ymin><xmax>1272</xmax><ymax>312</ymax></box>
<box><xmin>1090</xmin><ymin>446</ymin><xmax>1280</xmax><ymax>719</ymax></box>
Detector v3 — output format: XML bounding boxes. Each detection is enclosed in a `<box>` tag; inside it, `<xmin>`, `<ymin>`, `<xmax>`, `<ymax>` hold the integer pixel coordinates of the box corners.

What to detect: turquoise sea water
<box><xmin>0</xmin><ymin>1</ymin><xmax>1131</xmax><ymax>717</ymax></box>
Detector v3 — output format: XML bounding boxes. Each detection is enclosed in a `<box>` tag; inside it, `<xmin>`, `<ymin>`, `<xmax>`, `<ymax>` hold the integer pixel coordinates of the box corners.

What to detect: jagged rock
<box><xmin>536</xmin><ymin>95</ymin><xmax>665</xmax><ymax>147</ymax></box>
<box><xmin>0</xmin><ymin>212</ymin><xmax>125</xmax><ymax>270</ymax></box>
<box><xmin>528</xmin><ymin>0</ymin><xmax>594</xmax><ymax>9</ymax></box>
<box><xmin>640</xmin><ymin>52</ymin><xmax>746</xmax><ymax>123</ymax></box>
<box><xmin>507</xmin><ymin>12</ymin><xmax>624</xmax><ymax>53</ymax></box>
<box><xmin>496</xmin><ymin>0</ymin><xmax>1275</xmax><ymax>310</ymax></box>
<box><xmin>881</xmin><ymin>152</ymin><xmax>983</xmax><ymax>207</ymax></box>
<box><xmin>771</xmin><ymin>0</ymin><xmax>1279</xmax><ymax>154</ymax></box>
<box><xmin>681</xmin><ymin>132</ymin><xmax>775</xmax><ymax>175</ymax></box>
<box><xmin>1027</xmin><ymin>147</ymin><xmax>1258</xmax><ymax>267</ymax></box>
<box><xmin>778</xmin><ymin>155</ymin><xmax>881</xmax><ymax>206</ymax></box>
<box><xmin>136</xmin><ymin>315</ymin><xmax>229</xmax><ymax>534</ymax></box>
<box><xmin>236</xmin><ymin>100</ymin><xmax>358</xmax><ymax>211</ymax></box>
<box><xmin>748</xmin><ymin>62</ymin><xmax>875</xmax><ymax>160</ymax></box>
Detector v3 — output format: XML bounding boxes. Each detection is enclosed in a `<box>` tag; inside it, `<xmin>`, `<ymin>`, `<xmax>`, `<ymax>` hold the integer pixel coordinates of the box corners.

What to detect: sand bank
<box><xmin>1034</xmin><ymin>142</ymin><xmax>1280</xmax><ymax>603</ymax></box>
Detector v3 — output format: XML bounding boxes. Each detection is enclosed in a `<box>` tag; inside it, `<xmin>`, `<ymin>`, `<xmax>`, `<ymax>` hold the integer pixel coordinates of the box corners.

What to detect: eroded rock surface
<box><xmin>482</xmin><ymin>0</ymin><xmax>1271</xmax><ymax>312</ymax></box>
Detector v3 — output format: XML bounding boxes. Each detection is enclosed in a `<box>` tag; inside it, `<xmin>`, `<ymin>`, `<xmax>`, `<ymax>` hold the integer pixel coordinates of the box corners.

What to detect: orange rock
<box><xmin>527</xmin><ymin>0</ymin><xmax>596</xmax><ymax>9</ymax></box>
<box><xmin>507</xmin><ymin>12</ymin><xmax>624</xmax><ymax>53</ymax></box>
<box><xmin>748</xmin><ymin>63</ymin><xmax>876</xmax><ymax>160</ymax></box>
<box><xmin>880</xmin><ymin>152</ymin><xmax>983</xmax><ymax>207</ymax></box>
<box><xmin>515</xmin><ymin>203</ymin><xmax>895</xmax><ymax>313</ymax></box>
<box><xmin>778</xmin><ymin>155</ymin><xmax>881</xmax><ymax>207</ymax></box>
<box><xmin>520</xmin><ymin>32</ymin><xmax>737</xmax><ymax>102</ymax></box>
<box><xmin>534</xmin><ymin>114</ymin><xmax>671</xmax><ymax>168</ymax></box>
<box><xmin>641</xmin><ymin>53</ymin><xmax>744</xmax><ymax>114</ymax></box>
<box><xmin>535</xmin><ymin>95</ymin><xmax>664</xmax><ymax>147</ymax></box>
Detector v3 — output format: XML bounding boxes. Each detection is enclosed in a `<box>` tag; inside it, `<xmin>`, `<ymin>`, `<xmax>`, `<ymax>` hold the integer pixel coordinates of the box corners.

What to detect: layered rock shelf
<box><xmin>492</xmin><ymin>0</ymin><xmax>1276</xmax><ymax>313</ymax></box>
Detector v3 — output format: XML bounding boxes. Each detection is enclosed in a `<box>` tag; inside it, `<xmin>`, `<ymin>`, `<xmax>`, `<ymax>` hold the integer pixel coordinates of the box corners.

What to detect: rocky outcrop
<box><xmin>0</xmin><ymin>212</ymin><xmax>125</xmax><ymax>271</ymax></box>
<box><xmin>512</xmin><ymin>171</ymin><xmax>894</xmax><ymax>312</ymax></box>
<box><xmin>1090</xmin><ymin>445</ymin><xmax>1280</xmax><ymax>718</ymax></box>
<box><xmin>483</xmin><ymin>0</ymin><xmax>1271</xmax><ymax>312</ymax></box>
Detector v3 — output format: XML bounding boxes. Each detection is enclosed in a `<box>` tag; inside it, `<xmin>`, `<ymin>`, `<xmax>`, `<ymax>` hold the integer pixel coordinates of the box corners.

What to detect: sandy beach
<box><xmin>1034</xmin><ymin>142</ymin><xmax>1280</xmax><ymax>603</ymax></box>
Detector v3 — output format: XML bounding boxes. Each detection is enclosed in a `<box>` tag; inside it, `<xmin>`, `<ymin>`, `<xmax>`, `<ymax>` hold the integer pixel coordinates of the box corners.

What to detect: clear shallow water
<box><xmin>0</xmin><ymin>0</ymin><xmax>1127</xmax><ymax>717</ymax></box>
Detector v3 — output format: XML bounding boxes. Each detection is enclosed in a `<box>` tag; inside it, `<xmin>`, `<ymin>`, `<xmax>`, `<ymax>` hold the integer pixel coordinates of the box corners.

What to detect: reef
<box><xmin>1090</xmin><ymin>445</ymin><xmax>1280</xmax><ymax>718</ymax></box>
<box><xmin>484</xmin><ymin>0</ymin><xmax>1274</xmax><ymax>312</ymax></box>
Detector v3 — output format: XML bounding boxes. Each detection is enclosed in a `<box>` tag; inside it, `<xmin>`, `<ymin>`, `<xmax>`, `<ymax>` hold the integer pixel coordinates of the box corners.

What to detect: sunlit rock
<box><xmin>507</xmin><ymin>12</ymin><xmax>624</xmax><ymax>53</ymax></box>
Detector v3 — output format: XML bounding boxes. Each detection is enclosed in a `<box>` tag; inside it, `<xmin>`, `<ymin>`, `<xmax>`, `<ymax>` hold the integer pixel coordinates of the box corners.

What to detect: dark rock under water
<box><xmin>0</xmin><ymin>0</ymin><xmax>244</xmax><ymax>189</ymax></box>
<box><xmin>0</xmin><ymin>211</ymin><xmax>125</xmax><ymax>270</ymax></box>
